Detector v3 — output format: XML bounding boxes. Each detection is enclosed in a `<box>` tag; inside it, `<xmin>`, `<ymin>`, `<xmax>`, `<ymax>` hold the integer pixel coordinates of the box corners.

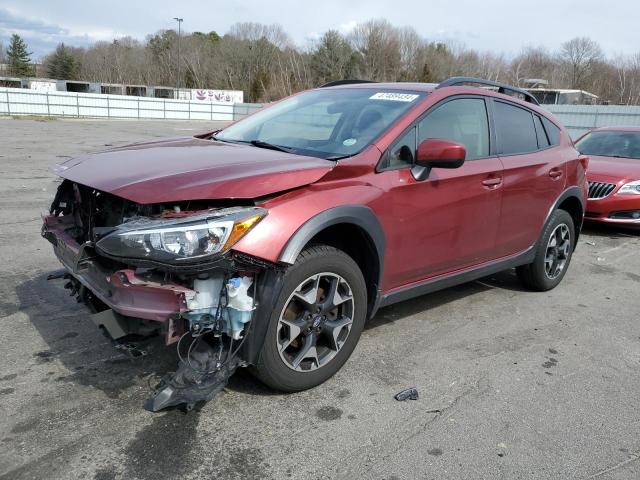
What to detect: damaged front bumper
<box><xmin>43</xmin><ymin>214</ymin><xmax>193</xmax><ymax>344</ymax></box>
<box><xmin>42</xmin><ymin>213</ymin><xmax>276</xmax><ymax>411</ymax></box>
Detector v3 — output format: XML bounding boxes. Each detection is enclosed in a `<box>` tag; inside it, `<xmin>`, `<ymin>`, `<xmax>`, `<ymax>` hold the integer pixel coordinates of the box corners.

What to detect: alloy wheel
<box><xmin>544</xmin><ymin>223</ymin><xmax>571</xmax><ymax>279</ymax></box>
<box><xmin>277</xmin><ymin>272</ymin><xmax>354</xmax><ymax>372</ymax></box>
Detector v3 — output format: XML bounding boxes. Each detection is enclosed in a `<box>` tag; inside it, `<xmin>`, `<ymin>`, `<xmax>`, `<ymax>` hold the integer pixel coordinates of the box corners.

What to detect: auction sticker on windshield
<box><xmin>369</xmin><ymin>92</ymin><xmax>420</xmax><ymax>102</ymax></box>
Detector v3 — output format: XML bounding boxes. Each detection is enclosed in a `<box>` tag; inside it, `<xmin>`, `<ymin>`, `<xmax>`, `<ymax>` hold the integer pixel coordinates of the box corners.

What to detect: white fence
<box><xmin>0</xmin><ymin>87</ymin><xmax>235</xmax><ymax>121</ymax></box>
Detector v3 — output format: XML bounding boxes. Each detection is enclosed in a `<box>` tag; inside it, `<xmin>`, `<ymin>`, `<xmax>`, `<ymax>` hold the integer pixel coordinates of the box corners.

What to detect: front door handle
<box><xmin>549</xmin><ymin>168</ymin><xmax>563</xmax><ymax>179</ymax></box>
<box><xmin>482</xmin><ymin>177</ymin><xmax>503</xmax><ymax>187</ymax></box>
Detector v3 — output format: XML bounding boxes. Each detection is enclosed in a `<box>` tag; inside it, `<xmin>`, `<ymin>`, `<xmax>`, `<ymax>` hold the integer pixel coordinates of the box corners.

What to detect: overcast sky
<box><xmin>1</xmin><ymin>0</ymin><xmax>638</xmax><ymax>60</ymax></box>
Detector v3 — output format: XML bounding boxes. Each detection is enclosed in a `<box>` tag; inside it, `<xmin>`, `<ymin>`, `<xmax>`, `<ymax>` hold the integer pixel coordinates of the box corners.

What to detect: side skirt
<box><xmin>372</xmin><ymin>247</ymin><xmax>535</xmax><ymax>315</ymax></box>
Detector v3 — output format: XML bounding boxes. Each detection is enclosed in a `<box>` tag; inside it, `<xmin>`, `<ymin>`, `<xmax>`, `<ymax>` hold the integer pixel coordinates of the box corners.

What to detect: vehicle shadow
<box><xmin>14</xmin><ymin>267</ymin><xmax>522</xmax><ymax>401</ymax></box>
<box><xmin>366</xmin><ymin>280</ymin><xmax>493</xmax><ymax>331</ymax></box>
<box><xmin>581</xmin><ymin>222</ymin><xmax>640</xmax><ymax>239</ymax></box>
<box><xmin>14</xmin><ymin>272</ymin><xmax>178</xmax><ymax>401</ymax></box>
<box><xmin>228</xmin><ymin>278</ymin><xmax>498</xmax><ymax>397</ymax></box>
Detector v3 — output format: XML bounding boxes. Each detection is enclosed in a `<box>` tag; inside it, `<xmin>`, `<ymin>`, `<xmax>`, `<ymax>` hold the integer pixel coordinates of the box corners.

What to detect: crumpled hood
<box><xmin>586</xmin><ymin>155</ymin><xmax>640</xmax><ymax>183</ymax></box>
<box><xmin>52</xmin><ymin>136</ymin><xmax>335</xmax><ymax>204</ymax></box>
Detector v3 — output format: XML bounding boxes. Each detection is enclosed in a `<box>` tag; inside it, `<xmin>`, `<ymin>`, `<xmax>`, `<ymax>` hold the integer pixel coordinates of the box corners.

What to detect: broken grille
<box><xmin>588</xmin><ymin>181</ymin><xmax>616</xmax><ymax>200</ymax></box>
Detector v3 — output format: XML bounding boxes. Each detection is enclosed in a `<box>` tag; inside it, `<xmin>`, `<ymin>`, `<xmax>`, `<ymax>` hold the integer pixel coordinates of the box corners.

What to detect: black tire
<box><xmin>517</xmin><ymin>209</ymin><xmax>575</xmax><ymax>291</ymax></box>
<box><xmin>254</xmin><ymin>245</ymin><xmax>367</xmax><ymax>392</ymax></box>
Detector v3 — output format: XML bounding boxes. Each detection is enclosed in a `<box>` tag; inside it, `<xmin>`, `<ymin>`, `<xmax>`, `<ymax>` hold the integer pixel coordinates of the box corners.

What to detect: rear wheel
<box><xmin>254</xmin><ymin>245</ymin><xmax>367</xmax><ymax>392</ymax></box>
<box><xmin>517</xmin><ymin>209</ymin><xmax>575</xmax><ymax>291</ymax></box>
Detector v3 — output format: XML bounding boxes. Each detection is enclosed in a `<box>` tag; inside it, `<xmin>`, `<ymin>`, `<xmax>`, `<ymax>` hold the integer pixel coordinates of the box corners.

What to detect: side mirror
<box><xmin>416</xmin><ymin>139</ymin><xmax>466</xmax><ymax>169</ymax></box>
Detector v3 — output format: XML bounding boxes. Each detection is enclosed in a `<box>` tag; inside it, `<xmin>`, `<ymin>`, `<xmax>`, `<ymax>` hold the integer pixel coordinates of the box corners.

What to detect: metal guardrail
<box><xmin>544</xmin><ymin>105</ymin><xmax>640</xmax><ymax>139</ymax></box>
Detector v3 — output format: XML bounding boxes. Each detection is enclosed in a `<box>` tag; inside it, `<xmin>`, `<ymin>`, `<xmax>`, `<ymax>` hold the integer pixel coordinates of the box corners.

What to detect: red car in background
<box><xmin>575</xmin><ymin>127</ymin><xmax>640</xmax><ymax>226</ymax></box>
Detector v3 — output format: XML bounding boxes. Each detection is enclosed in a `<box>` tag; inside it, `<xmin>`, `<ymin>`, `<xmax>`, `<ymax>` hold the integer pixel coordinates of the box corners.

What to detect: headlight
<box><xmin>618</xmin><ymin>180</ymin><xmax>640</xmax><ymax>195</ymax></box>
<box><xmin>96</xmin><ymin>207</ymin><xmax>266</xmax><ymax>263</ymax></box>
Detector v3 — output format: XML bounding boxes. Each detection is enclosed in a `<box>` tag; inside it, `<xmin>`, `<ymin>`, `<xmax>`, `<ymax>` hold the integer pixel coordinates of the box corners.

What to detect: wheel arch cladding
<box><xmin>278</xmin><ymin>205</ymin><xmax>385</xmax><ymax>318</ymax></box>
<box><xmin>554</xmin><ymin>187</ymin><xmax>585</xmax><ymax>249</ymax></box>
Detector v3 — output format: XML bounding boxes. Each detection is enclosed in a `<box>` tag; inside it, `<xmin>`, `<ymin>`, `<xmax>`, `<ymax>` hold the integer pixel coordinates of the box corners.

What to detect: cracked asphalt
<box><xmin>1</xmin><ymin>118</ymin><xmax>640</xmax><ymax>480</ymax></box>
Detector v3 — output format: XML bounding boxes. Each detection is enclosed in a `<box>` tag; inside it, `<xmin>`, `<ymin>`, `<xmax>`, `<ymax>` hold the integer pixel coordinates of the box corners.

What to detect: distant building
<box><xmin>521</xmin><ymin>80</ymin><xmax>598</xmax><ymax>105</ymax></box>
<box><xmin>0</xmin><ymin>74</ymin><xmax>244</xmax><ymax>104</ymax></box>
<box><xmin>524</xmin><ymin>88</ymin><xmax>599</xmax><ymax>105</ymax></box>
<box><xmin>522</xmin><ymin>79</ymin><xmax>549</xmax><ymax>89</ymax></box>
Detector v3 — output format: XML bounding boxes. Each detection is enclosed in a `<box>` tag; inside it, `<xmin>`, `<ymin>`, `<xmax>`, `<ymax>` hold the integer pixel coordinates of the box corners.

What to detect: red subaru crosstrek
<box><xmin>575</xmin><ymin>127</ymin><xmax>640</xmax><ymax>226</ymax></box>
<box><xmin>43</xmin><ymin>77</ymin><xmax>588</xmax><ymax>410</ymax></box>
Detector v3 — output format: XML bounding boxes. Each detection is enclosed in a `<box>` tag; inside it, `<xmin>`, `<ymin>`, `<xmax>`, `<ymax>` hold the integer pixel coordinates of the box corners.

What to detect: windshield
<box><xmin>216</xmin><ymin>88</ymin><xmax>426</xmax><ymax>159</ymax></box>
<box><xmin>576</xmin><ymin>131</ymin><xmax>640</xmax><ymax>159</ymax></box>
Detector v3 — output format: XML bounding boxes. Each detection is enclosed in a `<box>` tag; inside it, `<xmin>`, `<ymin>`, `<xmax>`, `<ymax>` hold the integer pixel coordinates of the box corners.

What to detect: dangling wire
<box><xmin>213</xmin><ymin>277</ymin><xmax>229</xmax><ymax>334</ymax></box>
<box><xmin>176</xmin><ymin>273</ymin><xmax>256</xmax><ymax>375</ymax></box>
<box><xmin>176</xmin><ymin>330</ymin><xmax>192</xmax><ymax>366</ymax></box>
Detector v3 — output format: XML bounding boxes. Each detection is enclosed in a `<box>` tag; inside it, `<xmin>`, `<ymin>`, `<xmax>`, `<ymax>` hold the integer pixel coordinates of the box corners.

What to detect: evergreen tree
<box><xmin>6</xmin><ymin>34</ymin><xmax>32</xmax><ymax>76</ymax></box>
<box><xmin>192</xmin><ymin>31</ymin><xmax>221</xmax><ymax>44</ymax></box>
<box><xmin>310</xmin><ymin>30</ymin><xmax>358</xmax><ymax>84</ymax></box>
<box><xmin>47</xmin><ymin>43</ymin><xmax>78</xmax><ymax>79</ymax></box>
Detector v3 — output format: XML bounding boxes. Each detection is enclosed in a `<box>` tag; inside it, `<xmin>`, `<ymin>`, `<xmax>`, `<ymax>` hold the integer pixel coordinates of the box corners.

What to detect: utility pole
<box><xmin>173</xmin><ymin>17</ymin><xmax>183</xmax><ymax>99</ymax></box>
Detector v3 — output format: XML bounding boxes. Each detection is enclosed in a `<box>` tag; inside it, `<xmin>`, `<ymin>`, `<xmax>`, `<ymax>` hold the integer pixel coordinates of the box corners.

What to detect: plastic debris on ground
<box><xmin>394</xmin><ymin>387</ymin><xmax>419</xmax><ymax>401</ymax></box>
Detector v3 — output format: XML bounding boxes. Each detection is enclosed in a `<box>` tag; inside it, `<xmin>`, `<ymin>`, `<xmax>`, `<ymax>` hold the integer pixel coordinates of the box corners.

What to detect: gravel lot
<box><xmin>1</xmin><ymin>118</ymin><xmax>639</xmax><ymax>480</ymax></box>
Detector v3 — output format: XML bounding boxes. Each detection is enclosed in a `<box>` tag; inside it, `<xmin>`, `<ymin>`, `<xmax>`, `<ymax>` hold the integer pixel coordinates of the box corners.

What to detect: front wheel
<box><xmin>517</xmin><ymin>209</ymin><xmax>575</xmax><ymax>291</ymax></box>
<box><xmin>254</xmin><ymin>245</ymin><xmax>367</xmax><ymax>392</ymax></box>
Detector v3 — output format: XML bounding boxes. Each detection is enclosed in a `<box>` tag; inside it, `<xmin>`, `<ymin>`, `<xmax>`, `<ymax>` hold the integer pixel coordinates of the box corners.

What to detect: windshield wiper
<box><xmin>210</xmin><ymin>136</ymin><xmax>291</xmax><ymax>152</ymax></box>
<box><xmin>210</xmin><ymin>132</ymin><xmax>226</xmax><ymax>142</ymax></box>
<box><xmin>249</xmin><ymin>140</ymin><xmax>295</xmax><ymax>153</ymax></box>
<box><xmin>325</xmin><ymin>153</ymin><xmax>355</xmax><ymax>161</ymax></box>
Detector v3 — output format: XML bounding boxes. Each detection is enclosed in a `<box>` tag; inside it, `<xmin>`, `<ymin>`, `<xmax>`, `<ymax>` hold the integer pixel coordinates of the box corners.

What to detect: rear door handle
<box><xmin>549</xmin><ymin>169</ymin><xmax>563</xmax><ymax>179</ymax></box>
<box><xmin>482</xmin><ymin>177</ymin><xmax>503</xmax><ymax>187</ymax></box>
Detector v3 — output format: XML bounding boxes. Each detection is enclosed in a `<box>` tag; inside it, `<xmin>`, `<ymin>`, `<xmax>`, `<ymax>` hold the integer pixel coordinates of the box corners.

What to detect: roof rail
<box><xmin>319</xmin><ymin>79</ymin><xmax>378</xmax><ymax>88</ymax></box>
<box><xmin>436</xmin><ymin>77</ymin><xmax>540</xmax><ymax>105</ymax></box>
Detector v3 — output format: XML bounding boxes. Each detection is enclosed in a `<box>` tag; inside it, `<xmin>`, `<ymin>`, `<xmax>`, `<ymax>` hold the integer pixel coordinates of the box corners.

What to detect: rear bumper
<box><xmin>42</xmin><ymin>215</ymin><xmax>194</xmax><ymax>323</ymax></box>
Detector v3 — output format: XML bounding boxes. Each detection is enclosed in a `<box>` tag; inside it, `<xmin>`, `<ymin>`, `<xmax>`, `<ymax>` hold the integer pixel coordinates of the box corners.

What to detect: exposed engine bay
<box><xmin>42</xmin><ymin>180</ymin><xmax>276</xmax><ymax>411</ymax></box>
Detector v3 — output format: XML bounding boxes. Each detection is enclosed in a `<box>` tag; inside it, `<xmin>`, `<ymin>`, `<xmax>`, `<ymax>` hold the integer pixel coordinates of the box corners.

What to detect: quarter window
<box><xmin>541</xmin><ymin>117</ymin><xmax>561</xmax><ymax>146</ymax></box>
<box><xmin>418</xmin><ymin>98</ymin><xmax>490</xmax><ymax>160</ymax></box>
<box><xmin>494</xmin><ymin>101</ymin><xmax>538</xmax><ymax>155</ymax></box>
<box><xmin>533</xmin><ymin>115</ymin><xmax>550</xmax><ymax>148</ymax></box>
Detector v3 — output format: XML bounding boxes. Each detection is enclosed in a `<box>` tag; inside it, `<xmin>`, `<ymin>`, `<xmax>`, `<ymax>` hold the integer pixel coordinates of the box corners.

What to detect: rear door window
<box><xmin>494</xmin><ymin>101</ymin><xmax>538</xmax><ymax>155</ymax></box>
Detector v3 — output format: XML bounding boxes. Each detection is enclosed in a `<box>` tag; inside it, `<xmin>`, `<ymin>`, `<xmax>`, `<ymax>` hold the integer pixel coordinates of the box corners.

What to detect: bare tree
<box><xmin>396</xmin><ymin>27</ymin><xmax>425</xmax><ymax>81</ymax></box>
<box><xmin>614</xmin><ymin>56</ymin><xmax>629</xmax><ymax>104</ymax></box>
<box><xmin>627</xmin><ymin>53</ymin><xmax>640</xmax><ymax>105</ymax></box>
<box><xmin>560</xmin><ymin>37</ymin><xmax>603</xmax><ymax>89</ymax></box>
<box><xmin>508</xmin><ymin>46</ymin><xmax>557</xmax><ymax>87</ymax></box>
<box><xmin>350</xmin><ymin>19</ymin><xmax>402</xmax><ymax>81</ymax></box>
<box><xmin>228</xmin><ymin>22</ymin><xmax>292</xmax><ymax>49</ymax></box>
